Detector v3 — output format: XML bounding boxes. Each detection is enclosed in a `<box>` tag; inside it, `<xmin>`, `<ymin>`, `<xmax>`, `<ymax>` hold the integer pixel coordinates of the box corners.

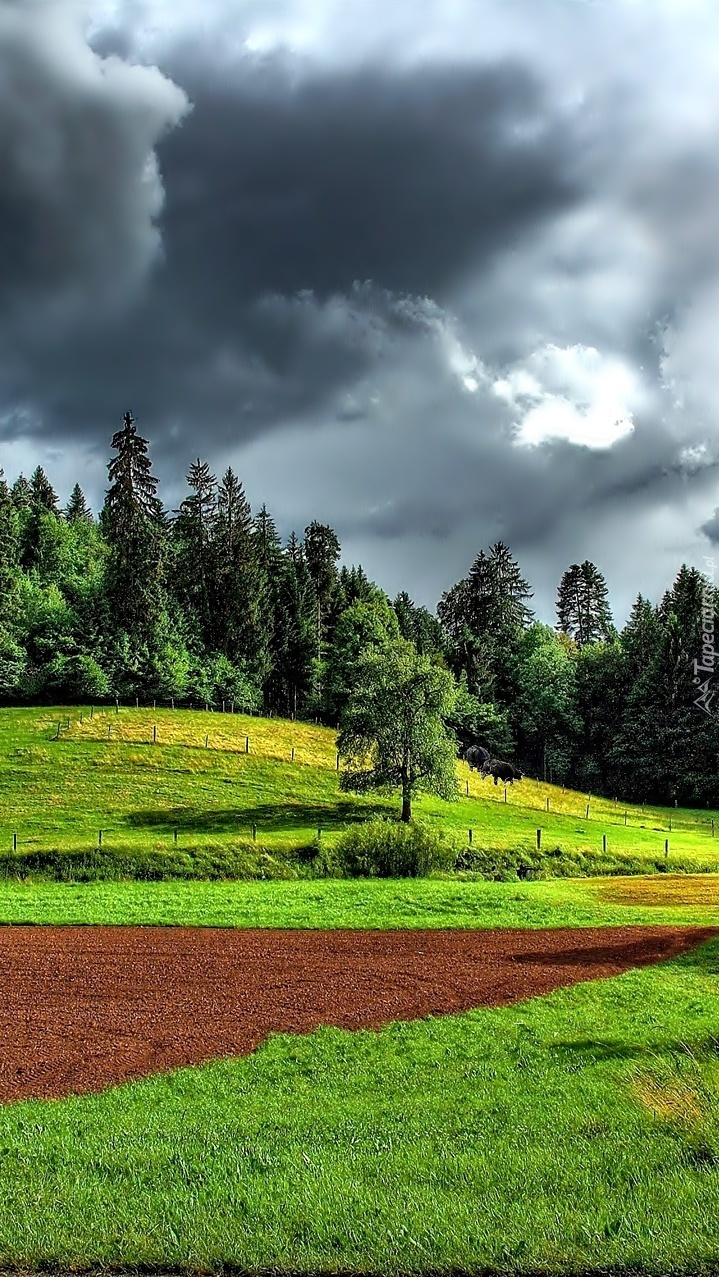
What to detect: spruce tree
<box><xmin>210</xmin><ymin>468</ymin><xmax>267</xmax><ymax>680</ymax></box>
<box><xmin>557</xmin><ymin>560</ymin><xmax>613</xmax><ymax>645</ymax></box>
<box><xmin>0</xmin><ymin>470</ymin><xmax>19</xmax><ymax>603</ymax></box>
<box><xmin>65</xmin><ymin>483</ymin><xmax>93</xmax><ymax>523</ymax></box>
<box><xmin>272</xmin><ymin>536</ymin><xmax>317</xmax><ymax>716</ymax></box>
<box><xmin>303</xmin><ymin>521</ymin><xmax>341</xmax><ymax>658</ymax></box>
<box><xmin>29</xmin><ymin>466</ymin><xmax>58</xmax><ymax>513</ymax></box>
<box><xmin>10</xmin><ymin>474</ymin><xmax>31</xmax><ymax>511</ymax></box>
<box><xmin>103</xmin><ymin>411</ymin><xmax>167</xmax><ymax>640</ymax></box>
<box><xmin>172</xmin><ymin>458</ymin><xmax>217</xmax><ymax>642</ymax></box>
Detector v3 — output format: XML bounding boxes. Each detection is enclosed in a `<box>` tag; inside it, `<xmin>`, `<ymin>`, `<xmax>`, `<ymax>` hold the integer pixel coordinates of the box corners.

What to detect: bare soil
<box><xmin>0</xmin><ymin>924</ymin><xmax>714</xmax><ymax>1103</ymax></box>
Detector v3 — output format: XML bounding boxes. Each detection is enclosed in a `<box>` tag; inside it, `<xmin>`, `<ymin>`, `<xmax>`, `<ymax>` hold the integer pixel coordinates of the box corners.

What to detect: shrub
<box><xmin>333</xmin><ymin>818</ymin><xmax>457</xmax><ymax>878</ymax></box>
<box><xmin>454</xmin><ymin>845</ymin><xmax>713</xmax><ymax>881</ymax></box>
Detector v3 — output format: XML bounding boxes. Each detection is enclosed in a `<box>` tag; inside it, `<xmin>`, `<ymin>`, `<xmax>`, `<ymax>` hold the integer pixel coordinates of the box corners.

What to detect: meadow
<box><xmin>0</xmin><ymin>915</ymin><xmax>717</xmax><ymax>1272</ymax></box>
<box><xmin>0</xmin><ymin>703</ymin><xmax>718</xmax><ymax>879</ymax></box>
<box><xmin>3</xmin><ymin>706</ymin><xmax>719</xmax><ymax>1271</ymax></box>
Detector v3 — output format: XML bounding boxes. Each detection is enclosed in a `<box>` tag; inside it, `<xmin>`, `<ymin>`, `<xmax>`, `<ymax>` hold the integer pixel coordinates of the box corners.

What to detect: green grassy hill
<box><xmin>1</xmin><ymin>704</ymin><xmax>718</xmax><ymax>879</ymax></box>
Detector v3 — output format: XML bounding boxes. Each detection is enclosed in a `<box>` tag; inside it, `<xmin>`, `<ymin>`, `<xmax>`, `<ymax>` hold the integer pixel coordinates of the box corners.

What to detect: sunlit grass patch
<box><xmin>592</xmin><ymin>874</ymin><xmax>719</xmax><ymax>908</ymax></box>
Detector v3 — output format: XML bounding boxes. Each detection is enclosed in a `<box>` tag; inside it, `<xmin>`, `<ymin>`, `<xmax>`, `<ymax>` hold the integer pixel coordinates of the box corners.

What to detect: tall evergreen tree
<box><xmin>272</xmin><ymin>536</ymin><xmax>317</xmax><ymax>716</ymax></box>
<box><xmin>557</xmin><ymin>560</ymin><xmax>613</xmax><ymax>645</ymax></box>
<box><xmin>29</xmin><ymin>466</ymin><xmax>58</xmax><ymax>513</ymax></box>
<box><xmin>103</xmin><ymin>411</ymin><xmax>167</xmax><ymax>640</ymax></box>
<box><xmin>210</xmin><ymin>468</ymin><xmax>267</xmax><ymax>680</ymax></box>
<box><xmin>172</xmin><ymin>458</ymin><xmax>217</xmax><ymax>641</ymax></box>
<box><xmin>10</xmin><ymin>474</ymin><xmax>31</xmax><ymax>511</ymax></box>
<box><xmin>0</xmin><ymin>470</ymin><xmax>19</xmax><ymax>604</ymax></box>
<box><xmin>65</xmin><ymin>483</ymin><xmax>93</xmax><ymax>523</ymax></box>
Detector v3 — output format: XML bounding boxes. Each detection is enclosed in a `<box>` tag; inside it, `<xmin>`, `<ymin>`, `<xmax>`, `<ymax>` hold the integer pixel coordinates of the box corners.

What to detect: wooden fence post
<box><xmin>468</xmin><ymin>829</ymin><xmax>473</xmax><ymax>845</ymax></box>
<box><xmin>536</xmin><ymin>829</ymin><xmax>541</xmax><ymax>850</ymax></box>
<box><xmin>153</xmin><ymin>725</ymin><xmax>157</xmax><ymax>744</ymax></box>
<box><xmin>245</xmin><ymin>736</ymin><xmax>249</xmax><ymax>753</ymax></box>
<box><xmin>602</xmin><ymin>834</ymin><xmax>607</xmax><ymax>853</ymax></box>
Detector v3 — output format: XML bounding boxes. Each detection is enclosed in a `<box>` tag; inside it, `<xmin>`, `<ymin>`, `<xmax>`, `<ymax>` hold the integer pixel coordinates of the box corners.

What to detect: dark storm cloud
<box><xmin>0</xmin><ymin>48</ymin><xmax>583</xmax><ymax>456</ymax></box>
<box><xmin>0</xmin><ymin>0</ymin><xmax>189</xmax><ymax>332</ymax></box>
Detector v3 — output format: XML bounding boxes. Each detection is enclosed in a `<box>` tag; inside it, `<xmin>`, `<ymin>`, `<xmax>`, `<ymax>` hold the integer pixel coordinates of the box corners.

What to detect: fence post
<box><xmin>466</xmin><ymin>779</ymin><xmax>469</xmax><ymax>796</ymax></box>
<box><xmin>252</xmin><ymin>824</ymin><xmax>257</xmax><ymax>842</ymax></box>
<box><xmin>504</xmin><ymin>787</ymin><xmax>507</xmax><ymax>803</ymax></box>
<box><xmin>317</xmin><ymin>828</ymin><xmax>322</xmax><ymax>840</ymax></box>
<box><xmin>585</xmin><ymin>803</ymin><xmax>590</xmax><ymax>819</ymax></box>
<box><xmin>669</xmin><ymin>816</ymin><xmax>672</xmax><ymax>832</ymax></box>
<box><xmin>171</xmin><ymin>698</ymin><xmax>174</xmax><ymax>710</ymax></box>
<box><xmin>468</xmin><ymin>829</ymin><xmax>473</xmax><ymax>845</ymax></box>
<box><xmin>291</xmin><ymin>747</ymin><xmax>295</xmax><ymax>762</ymax></box>
<box><xmin>602</xmin><ymin>834</ymin><xmax>607</xmax><ymax>853</ymax></box>
<box><xmin>245</xmin><ymin>736</ymin><xmax>249</xmax><ymax>754</ymax></box>
<box><xmin>174</xmin><ymin>829</ymin><xmax>178</xmax><ymax>845</ymax></box>
<box><xmin>665</xmin><ymin>838</ymin><xmax>669</xmax><ymax>860</ymax></box>
<box><xmin>336</xmin><ymin>752</ymin><xmax>340</xmax><ymax>771</ymax></box>
<box><xmin>153</xmin><ymin>725</ymin><xmax>157</xmax><ymax>744</ymax></box>
<box><xmin>90</xmin><ymin>706</ymin><xmax>94</xmax><ymax>719</ymax></box>
<box><xmin>536</xmin><ymin>828</ymin><xmax>541</xmax><ymax>850</ymax></box>
<box><xmin>546</xmin><ymin>796</ymin><xmax>550</xmax><ymax>812</ymax></box>
<box><xmin>205</xmin><ymin>734</ymin><xmax>209</xmax><ymax>748</ymax></box>
<box><xmin>55</xmin><ymin>721</ymin><xmax>61</xmax><ymax>740</ymax></box>
<box><xmin>98</xmin><ymin>830</ymin><xmax>103</xmax><ymax>848</ymax></box>
<box><xmin>222</xmin><ymin>700</ymin><xmax>225</xmax><ymax>714</ymax></box>
<box><xmin>624</xmin><ymin>810</ymin><xmax>627</xmax><ymax>826</ymax></box>
<box><xmin>136</xmin><ymin>697</ymin><xmax>139</xmax><ymax>709</ymax></box>
<box><xmin>13</xmin><ymin>833</ymin><xmax>17</xmax><ymax>852</ymax></box>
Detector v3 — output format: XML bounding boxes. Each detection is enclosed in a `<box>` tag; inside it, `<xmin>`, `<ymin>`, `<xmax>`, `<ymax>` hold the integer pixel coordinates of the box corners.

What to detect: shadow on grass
<box><xmin>512</xmin><ymin>931</ymin><xmax>719</xmax><ymax>970</ymax></box>
<box><xmin>124</xmin><ymin>801</ymin><xmax>393</xmax><ymax>834</ymax></box>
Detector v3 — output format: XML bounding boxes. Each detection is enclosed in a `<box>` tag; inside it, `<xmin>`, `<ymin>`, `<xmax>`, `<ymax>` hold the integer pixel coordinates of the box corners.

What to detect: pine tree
<box><xmin>29</xmin><ymin>466</ymin><xmax>58</xmax><ymax>513</ymax></box>
<box><xmin>557</xmin><ymin>560</ymin><xmax>613</xmax><ymax>645</ymax></box>
<box><xmin>303</xmin><ymin>521</ymin><xmax>341</xmax><ymax>660</ymax></box>
<box><xmin>10</xmin><ymin>474</ymin><xmax>31</xmax><ymax>511</ymax></box>
<box><xmin>272</xmin><ymin>537</ymin><xmax>317</xmax><ymax>716</ymax></box>
<box><xmin>65</xmin><ymin>483</ymin><xmax>93</xmax><ymax>523</ymax></box>
<box><xmin>103</xmin><ymin>411</ymin><xmax>167</xmax><ymax>639</ymax></box>
<box><xmin>172</xmin><ymin>458</ymin><xmax>217</xmax><ymax>641</ymax></box>
<box><xmin>210</xmin><ymin>469</ymin><xmax>268</xmax><ymax>679</ymax></box>
<box><xmin>0</xmin><ymin>470</ymin><xmax>19</xmax><ymax>603</ymax></box>
<box><xmin>438</xmin><ymin>542</ymin><xmax>532</xmax><ymax>702</ymax></box>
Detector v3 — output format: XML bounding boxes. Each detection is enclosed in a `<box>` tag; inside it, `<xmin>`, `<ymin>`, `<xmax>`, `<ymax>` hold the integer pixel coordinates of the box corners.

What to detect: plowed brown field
<box><xmin>0</xmin><ymin>924</ymin><xmax>714</xmax><ymax>1103</ymax></box>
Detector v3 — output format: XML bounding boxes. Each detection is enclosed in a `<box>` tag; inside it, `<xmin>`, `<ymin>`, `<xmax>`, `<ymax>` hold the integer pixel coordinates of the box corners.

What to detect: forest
<box><xmin>0</xmin><ymin>412</ymin><xmax>717</xmax><ymax>807</ymax></box>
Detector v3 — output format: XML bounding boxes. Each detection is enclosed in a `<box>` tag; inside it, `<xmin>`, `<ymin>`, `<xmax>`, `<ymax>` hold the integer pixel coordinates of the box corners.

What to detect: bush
<box><xmin>454</xmin><ymin>844</ymin><xmax>714</xmax><ymax>881</ymax></box>
<box><xmin>332</xmin><ymin>818</ymin><xmax>457</xmax><ymax>878</ymax></box>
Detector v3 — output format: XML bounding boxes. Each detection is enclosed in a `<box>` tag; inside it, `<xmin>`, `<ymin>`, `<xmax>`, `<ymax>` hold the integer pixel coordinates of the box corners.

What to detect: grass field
<box><xmin>0</xmin><ymin>923</ymin><xmax>717</xmax><ymax>1272</ymax></box>
<box><xmin>1</xmin><ymin>703</ymin><xmax>718</xmax><ymax>878</ymax></box>
<box><xmin>3</xmin><ymin>707</ymin><xmax>719</xmax><ymax>1271</ymax></box>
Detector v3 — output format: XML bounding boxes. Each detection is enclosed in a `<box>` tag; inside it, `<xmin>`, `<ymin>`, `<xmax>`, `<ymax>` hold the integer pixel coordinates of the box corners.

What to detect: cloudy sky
<box><xmin>2</xmin><ymin>0</ymin><xmax>719</xmax><ymax>623</ymax></box>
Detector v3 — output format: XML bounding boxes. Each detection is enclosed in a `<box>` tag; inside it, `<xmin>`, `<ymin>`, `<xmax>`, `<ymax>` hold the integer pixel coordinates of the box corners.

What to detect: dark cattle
<box><xmin>481</xmin><ymin>758</ymin><xmax>524</xmax><ymax>785</ymax></box>
<box><xmin>464</xmin><ymin>745</ymin><xmax>490</xmax><ymax>772</ymax></box>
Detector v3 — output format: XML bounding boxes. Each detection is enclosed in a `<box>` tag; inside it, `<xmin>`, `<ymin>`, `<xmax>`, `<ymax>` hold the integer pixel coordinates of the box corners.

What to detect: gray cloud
<box><xmin>2</xmin><ymin>0</ymin><xmax>719</xmax><ymax>624</ymax></box>
<box><xmin>0</xmin><ymin>0</ymin><xmax>189</xmax><ymax>332</ymax></box>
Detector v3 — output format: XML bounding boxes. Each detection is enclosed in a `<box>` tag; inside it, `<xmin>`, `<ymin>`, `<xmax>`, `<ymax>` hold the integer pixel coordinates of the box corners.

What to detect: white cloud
<box><xmin>493</xmin><ymin>344</ymin><xmax>646</xmax><ymax>449</ymax></box>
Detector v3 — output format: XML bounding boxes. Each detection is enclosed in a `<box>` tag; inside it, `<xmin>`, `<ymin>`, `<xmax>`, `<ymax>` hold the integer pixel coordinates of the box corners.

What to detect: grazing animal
<box><xmin>464</xmin><ymin>744</ymin><xmax>490</xmax><ymax>772</ymax></box>
<box><xmin>481</xmin><ymin>758</ymin><xmax>524</xmax><ymax>785</ymax></box>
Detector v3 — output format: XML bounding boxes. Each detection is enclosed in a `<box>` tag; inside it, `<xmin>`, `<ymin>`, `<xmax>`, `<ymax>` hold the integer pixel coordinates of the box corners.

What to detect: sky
<box><xmin>1</xmin><ymin>0</ymin><xmax>719</xmax><ymax>624</ymax></box>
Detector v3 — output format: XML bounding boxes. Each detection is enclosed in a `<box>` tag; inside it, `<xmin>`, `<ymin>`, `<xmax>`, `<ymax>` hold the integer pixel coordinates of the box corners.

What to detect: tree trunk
<box><xmin>401</xmin><ymin>791</ymin><xmax>412</xmax><ymax>823</ymax></box>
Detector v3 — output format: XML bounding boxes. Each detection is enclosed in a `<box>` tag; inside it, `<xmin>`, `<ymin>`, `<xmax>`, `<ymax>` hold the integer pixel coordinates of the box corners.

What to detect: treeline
<box><xmin>0</xmin><ymin>412</ymin><xmax>717</xmax><ymax>806</ymax></box>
